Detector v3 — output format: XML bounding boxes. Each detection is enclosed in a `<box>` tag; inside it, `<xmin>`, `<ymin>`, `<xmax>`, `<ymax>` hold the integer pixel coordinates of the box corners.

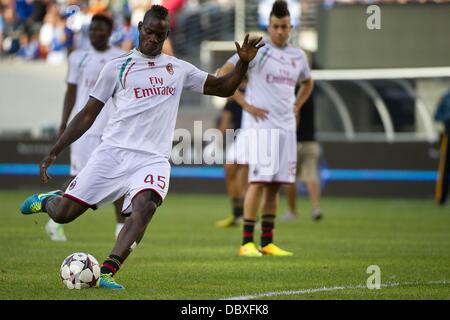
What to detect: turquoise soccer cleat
<box><xmin>96</xmin><ymin>273</ymin><xmax>125</xmax><ymax>289</ymax></box>
<box><xmin>19</xmin><ymin>191</ymin><xmax>60</xmax><ymax>215</ymax></box>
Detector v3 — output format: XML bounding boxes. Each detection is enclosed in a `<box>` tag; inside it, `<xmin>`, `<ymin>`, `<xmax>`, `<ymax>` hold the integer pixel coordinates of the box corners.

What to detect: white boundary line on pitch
<box><xmin>222</xmin><ymin>280</ymin><xmax>450</xmax><ymax>300</ymax></box>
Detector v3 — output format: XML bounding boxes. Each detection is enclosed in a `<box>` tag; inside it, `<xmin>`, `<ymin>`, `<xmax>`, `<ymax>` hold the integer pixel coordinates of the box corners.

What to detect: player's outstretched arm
<box><xmin>40</xmin><ymin>97</ymin><xmax>104</xmax><ymax>183</ymax></box>
<box><xmin>59</xmin><ymin>84</ymin><xmax>77</xmax><ymax>137</ymax></box>
<box><xmin>203</xmin><ymin>34</ymin><xmax>264</xmax><ymax>97</ymax></box>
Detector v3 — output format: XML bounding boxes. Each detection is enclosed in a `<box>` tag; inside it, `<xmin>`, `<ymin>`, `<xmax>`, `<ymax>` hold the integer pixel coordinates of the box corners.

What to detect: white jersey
<box><xmin>67</xmin><ymin>46</ymin><xmax>125</xmax><ymax>136</ymax></box>
<box><xmin>90</xmin><ymin>49</ymin><xmax>208</xmax><ymax>158</ymax></box>
<box><xmin>227</xmin><ymin>40</ymin><xmax>311</xmax><ymax>131</ymax></box>
<box><xmin>240</xmin><ymin>109</ymin><xmax>254</xmax><ymax>130</ymax></box>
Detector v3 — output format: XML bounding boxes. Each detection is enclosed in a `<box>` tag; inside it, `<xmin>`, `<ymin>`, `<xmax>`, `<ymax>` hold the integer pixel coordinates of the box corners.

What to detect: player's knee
<box><xmin>264</xmin><ymin>188</ymin><xmax>279</xmax><ymax>201</ymax></box>
<box><xmin>251</xmin><ymin>183</ymin><xmax>265</xmax><ymax>193</ymax></box>
<box><xmin>132</xmin><ymin>191</ymin><xmax>161</xmax><ymax>223</ymax></box>
<box><xmin>225</xmin><ymin>163</ymin><xmax>237</xmax><ymax>178</ymax></box>
<box><xmin>133</xmin><ymin>207</ymin><xmax>156</xmax><ymax>227</ymax></box>
<box><xmin>142</xmin><ymin>200</ymin><xmax>157</xmax><ymax>217</ymax></box>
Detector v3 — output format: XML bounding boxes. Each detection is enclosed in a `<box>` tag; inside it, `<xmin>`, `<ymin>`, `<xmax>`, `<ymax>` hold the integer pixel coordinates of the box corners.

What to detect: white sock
<box><xmin>47</xmin><ymin>219</ymin><xmax>62</xmax><ymax>227</ymax></box>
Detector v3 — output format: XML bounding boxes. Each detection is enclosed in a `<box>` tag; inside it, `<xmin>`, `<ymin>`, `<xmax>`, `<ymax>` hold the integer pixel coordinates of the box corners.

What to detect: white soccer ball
<box><xmin>60</xmin><ymin>252</ymin><xmax>100</xmax><ymax>289</ymax></box>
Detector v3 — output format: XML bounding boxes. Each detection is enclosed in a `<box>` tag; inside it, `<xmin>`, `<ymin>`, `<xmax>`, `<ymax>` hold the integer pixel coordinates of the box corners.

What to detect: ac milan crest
<box><xmin>166</xmin><ymin>63</ymin><xmax>174</xmax><ymax>75</ymax></box>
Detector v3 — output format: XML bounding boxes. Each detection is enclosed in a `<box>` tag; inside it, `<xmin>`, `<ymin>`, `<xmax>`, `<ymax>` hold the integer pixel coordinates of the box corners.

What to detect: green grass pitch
<box><xmin>0</xmin><ymin>190</ymin><xmax>449</xmax><ymax>300</ymax></box>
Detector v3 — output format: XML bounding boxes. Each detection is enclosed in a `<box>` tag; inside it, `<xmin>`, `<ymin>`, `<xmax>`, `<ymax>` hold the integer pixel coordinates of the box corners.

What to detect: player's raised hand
<box><xmin>235</xmin><ymin>34</ymin><xmax>265</xmax><ymax>64</ymax></box>
<box><xmin>40</xmin><ymin>154</ymin><xmax>57</xmax><ymax>183</ymax></box>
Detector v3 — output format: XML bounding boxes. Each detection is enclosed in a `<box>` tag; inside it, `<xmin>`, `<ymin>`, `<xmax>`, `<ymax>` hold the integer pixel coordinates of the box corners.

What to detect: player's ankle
<box><xmin>100</xmin><ymin>255</ymin><xmax>123</xmax><ymax>276</ymax></box>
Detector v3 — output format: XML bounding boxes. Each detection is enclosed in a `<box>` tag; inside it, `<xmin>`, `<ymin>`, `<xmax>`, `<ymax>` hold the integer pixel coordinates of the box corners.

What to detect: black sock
<box><xmin>243</xmin><ymin>219</ymin><xmax>256</xmax><ymax>245</ymax></box>
<box><xmin>232</xmin><ymin>198</ymin><xmax>243</xmax><ymax>219</ymax></box>
<box><xmin>261</xmin><ymin>214</ymin><xmax>275</xmax><ymax>247</ymax></box>
<box><xmin>101</xmin><ymin>255</ymin><xmax>123</xmax><ymax>275</ymax></box>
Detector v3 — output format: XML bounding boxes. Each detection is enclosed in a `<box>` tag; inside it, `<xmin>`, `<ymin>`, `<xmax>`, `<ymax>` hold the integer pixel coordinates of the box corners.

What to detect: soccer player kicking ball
<box><xmin>229</xmin><ymin>1</ymin><xmax>314</xmax><ymax>257</ymax></box>
<box><xmin>45</xmin><ymin>14</ymin><xmax>126</xmax><ymax>242</ymax></box>
<box><xmin>19</xmin><ymin>5</ymin><xmax>264</xmax><ymax>289</ymax></box>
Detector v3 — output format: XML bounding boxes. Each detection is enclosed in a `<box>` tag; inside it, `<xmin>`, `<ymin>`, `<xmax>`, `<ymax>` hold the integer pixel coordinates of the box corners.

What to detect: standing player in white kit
<box><xmin>20</xmin><ymin>5</ymin><xmax>264</xmax><ymax>289</ymax></box>
<box><xmin>232</xmin><ymin>1</ymin><xmax>314</xmax><ymax>257</ymax></box>
<box><xmin>45</xmin><ymin>14</ymin><xmax>126</xmax><ymax>242</ymax></box>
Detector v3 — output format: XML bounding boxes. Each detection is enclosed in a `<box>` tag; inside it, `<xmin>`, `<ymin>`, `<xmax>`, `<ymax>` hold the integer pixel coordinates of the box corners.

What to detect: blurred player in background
<box><xmin>45</xmin><ymin>14</ymin><xmax>125</xmax><ymax>242</ymax></box>
<box><xmin>434</xmin><ymin>89</ymin><xmax>450</xmax><ymax>205</ymax></box>
<box><xmin>215</xmin><ymin>76</ymin><xmax>248</xmax><ymax>228</ymax></box>
<box><xmin>20</xmin><ymin>5</ymin><xmax>264</xmax><ymax>289</ymax></box>
<box><xmin>226</xmin><ymin>1</ymin><xmax>314</xmax><ymax>257</ymax></box>
<box><xmin>283</xmin><ymin>93</ymin><xmax>323</xmax><ymax>221</ymax></box>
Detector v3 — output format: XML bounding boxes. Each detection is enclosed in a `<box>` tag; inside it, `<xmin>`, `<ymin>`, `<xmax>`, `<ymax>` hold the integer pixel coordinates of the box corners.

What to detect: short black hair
<box><xmin>143</xmin><ymin>5</ymin><xmax>169</xmax><ymax>22</ymax></box>
<box><xmin>270</xmin><ymin>0</ymin><xmax>290</xmax><ymax>18</ymax></box>
<box><xmin>91</xmin><ymin>14</ymin><xmax>113</xmax><ymax>31</ymax></box>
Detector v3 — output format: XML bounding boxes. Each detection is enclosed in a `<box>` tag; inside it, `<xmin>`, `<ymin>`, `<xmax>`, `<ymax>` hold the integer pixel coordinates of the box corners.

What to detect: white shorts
<box><xmin>248</xmin><ymin>129</ymin><xmax>297</xmax><ymax>184</ymax></box>
<box><xmin>225</xmin><ymin>129</ymin><xmax>250</xmax><ymax>165</ymax></box>
<box><xmin>70</xmin><ymin>134</ymin><xmax>102</xmax><ymax>176</ymax></box>
<box><xmin>65</xmin><ymin>144</ymin><xmax>170</xmax><ymax>215</ymax></box>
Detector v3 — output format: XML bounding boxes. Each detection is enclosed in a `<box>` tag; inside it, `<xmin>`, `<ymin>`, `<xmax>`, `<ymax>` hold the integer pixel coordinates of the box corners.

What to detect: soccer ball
<box><xmin>60</xmin><ymin>252</ymin><xmax>100</xmax><ymax>289</ymax></box>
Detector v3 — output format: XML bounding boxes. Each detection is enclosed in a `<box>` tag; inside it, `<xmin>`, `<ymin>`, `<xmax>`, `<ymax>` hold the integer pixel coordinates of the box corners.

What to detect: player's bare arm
<box><xmin>40</xmin><ymin>97</ymin><xmax>104</xmax><ymax>183</ymax></box>
<box><xmin>59</xmin><ymin>84</ymin><xmax>77</xmax><ymax>137</ymax></box>
<box><xmin>204</xmin><ymin>34</ymin><xmax>265</xmax><ymax>97</ymax></box>
<box><xmin>294</xmin><ymin>78</ymin><xmax>314</xmax><ymax>115</ymax></box>
<box><xmin>218</xmin><ymin>62</ymin><xmax>269</xmax><ymax>122</ymax></box>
